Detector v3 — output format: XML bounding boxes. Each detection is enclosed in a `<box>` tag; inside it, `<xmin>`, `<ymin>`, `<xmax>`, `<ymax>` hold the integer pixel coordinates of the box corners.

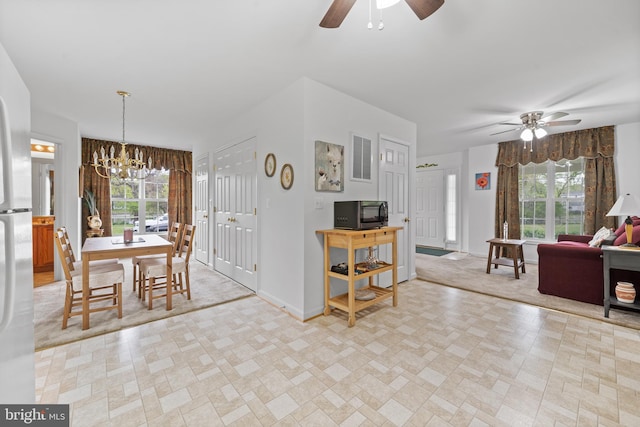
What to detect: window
<box><xmin>519</xmin><ymin>158</ymin><xmax>585</xmax><ymax>240</ymax></box>
<box><xmin>445</xmin><ymin>172</ymin><xmax>457</xmax><ymax>242</ymax></box>
<box><xmin>110</xmin><ymin>169</ymin><xmax>170</xmax><ymax>234</ymax></box>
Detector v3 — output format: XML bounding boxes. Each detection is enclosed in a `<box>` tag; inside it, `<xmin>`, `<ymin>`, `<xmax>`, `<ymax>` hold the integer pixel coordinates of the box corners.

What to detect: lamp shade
<box><xmin>520</xmin><ymin>128</ymin><xmax>534</xmax><ymax>142</ymax></box>
<box><xmin>534</xmin><ymin>127</ymin><xmax>547</xmax><ymax>139</ymax></box>
<box><xmin>606</xmin><ymin>193</ymin><xmax>640</xmax><ymax>217</ymax></box>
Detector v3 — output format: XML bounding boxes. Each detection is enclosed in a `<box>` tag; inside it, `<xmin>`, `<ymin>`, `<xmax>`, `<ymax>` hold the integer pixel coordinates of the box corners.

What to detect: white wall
<box><xmin>614</xmin><ymin>122</ymin><xmax>640</xmax><ymax>198</ymax></box>
<box><xmin>418</xmin><ymin>122</ymin><xmax>640</xmax><ymax>262</ymax></box>
<box><xmin>193</xmin><ymin>77</ymin><xmax>417</xmax><ymax>321</ymax></box>
<box><xmin>302</xmin><ymin>79</ymin><xmax>417</xmax><ymax>319</ymax></box>
<box><xmin>31</xmin><ymin>110</ymin><xmax>81</xmax><ymax>279</ymax></box>
<box><xmin>193</xmin><ymin>79</ymin><xmax>307</xmax><ymax>317</ymax></box>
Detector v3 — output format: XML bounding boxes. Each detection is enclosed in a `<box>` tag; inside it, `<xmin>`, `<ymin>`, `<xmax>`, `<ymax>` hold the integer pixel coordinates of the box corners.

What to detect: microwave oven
<box><xmin>334</xmin><ymin>201</ymin><xmax>389</xmax><ymax>230</ymax></box>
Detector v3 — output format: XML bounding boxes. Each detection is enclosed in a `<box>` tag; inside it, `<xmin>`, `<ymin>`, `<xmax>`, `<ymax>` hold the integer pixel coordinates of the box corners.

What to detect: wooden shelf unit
<box><xmin>316</xmin><ymin>227</ymin><xmax>402</xmax><ymax>327</ymax></box>
<box><xmin>602</xmin><ymin>245</ymin><xmax>640</xmax><ymax>318</ymax></box>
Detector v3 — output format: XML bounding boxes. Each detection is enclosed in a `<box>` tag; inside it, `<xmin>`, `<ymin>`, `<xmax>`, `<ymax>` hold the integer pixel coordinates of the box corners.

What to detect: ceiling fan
<box><xmin>320</xmin><ymin>0</ymin><xmax>444</xmax><ymax>28</ymax></box>
<box><xmin>491</xmin><ymin>111</ymin><xmax>582</xmax><ymax>141</ymax></box>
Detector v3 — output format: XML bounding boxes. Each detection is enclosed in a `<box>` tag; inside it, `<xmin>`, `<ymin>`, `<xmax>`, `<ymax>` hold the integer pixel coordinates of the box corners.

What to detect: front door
<box><xmin>378</xmin><ymin>136</ymin><xmax>410</xmax><ymax>283</ymax></box>
<box><xmin>213</xmin><ymin>138</ymin><xmax>257</xmax><ymax>291</ymax></box>
<box><xmin>194</xmin><ymin>154</ymin><xmax>209</xmax><ymax>265</ymax></box>
<box><xmin>416</xmin><ymin>169</ymin><xmax>444</xmax><ymax>248</ymax></box>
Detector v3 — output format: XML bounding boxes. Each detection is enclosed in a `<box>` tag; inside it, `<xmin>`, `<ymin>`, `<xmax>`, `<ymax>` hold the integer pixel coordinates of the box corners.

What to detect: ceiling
<box><xmin>1</xmin><ymin>0</ymin><xmax>638</xmax><ymax>157</ymax></box>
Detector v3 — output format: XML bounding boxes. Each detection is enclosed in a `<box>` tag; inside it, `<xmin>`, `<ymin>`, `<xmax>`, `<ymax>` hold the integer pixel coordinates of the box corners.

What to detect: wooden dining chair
<box><xmin>131</xmin><ymin>222</ymin><xmax>183</xmax><ymax>296</ymax></box>
<box><xmin>54</xmin><ymin>228</ymin><xmax>125</xmax><ymax>329</ymax></box>
<box><xmin>139</xmin><ymin>224</ymin><xmax>196</xmax><ymax>310</ymax></box>
<box><xmin>58</xmin><ymin>226</ymin><xmax>116</xmax><ymax>270</ymax></box>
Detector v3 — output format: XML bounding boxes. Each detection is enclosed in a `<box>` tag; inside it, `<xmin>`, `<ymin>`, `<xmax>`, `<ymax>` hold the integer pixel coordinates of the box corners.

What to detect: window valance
<box><xmin>82</xmin><ymin>138</ymin><xmax>192</xmax><ymax>174</ymax></box>
<box><xmin>495</xmin><ymin>126</ymin><xmax>614</xmax><ymax>167</ymax></box>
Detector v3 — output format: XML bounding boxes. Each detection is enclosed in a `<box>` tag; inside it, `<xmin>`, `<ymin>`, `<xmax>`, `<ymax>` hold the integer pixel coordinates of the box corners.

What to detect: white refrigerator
<box><xmin>0</xmin><ymin>84</ymin><xmax>35</xmax><ymax>400</ymax></box>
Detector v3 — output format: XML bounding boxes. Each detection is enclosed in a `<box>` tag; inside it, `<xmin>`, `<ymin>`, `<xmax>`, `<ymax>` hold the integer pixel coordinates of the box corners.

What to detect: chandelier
<box><xmin>91</xmin><ymin>91</ymin><xmax>151</xmax><ymax>180</ymax></box>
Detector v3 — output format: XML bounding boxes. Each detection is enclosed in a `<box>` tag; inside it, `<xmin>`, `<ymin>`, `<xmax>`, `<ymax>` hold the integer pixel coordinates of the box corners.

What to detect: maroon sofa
<box><xmin>537</xmin><ymin>218</ymin><xmax>640</xmax><ymax>305</ymax></box>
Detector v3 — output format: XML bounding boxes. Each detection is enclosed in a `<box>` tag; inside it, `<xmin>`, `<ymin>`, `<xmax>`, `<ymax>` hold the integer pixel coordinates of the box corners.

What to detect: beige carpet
<box><xmin>415</xmin><ymin>252</ymin><xmax>640</xmax><ymax>331</ymax></box>
<box><xmin>34</xmin><ymin>260</ymin><xmax>254</xmax><ymax>350</ymax></box>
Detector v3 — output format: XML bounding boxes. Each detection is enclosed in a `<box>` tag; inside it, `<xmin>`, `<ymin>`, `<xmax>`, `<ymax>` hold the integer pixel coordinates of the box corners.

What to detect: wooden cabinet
<box><xmin>316</xmin><ymin>227</ymin><xmax>401</xmax><ymax>327</ymax></box>
<box><xmin>32</xmin><ymin>216</ymin><xmax>55</xmax><ymax>273</ymax></box>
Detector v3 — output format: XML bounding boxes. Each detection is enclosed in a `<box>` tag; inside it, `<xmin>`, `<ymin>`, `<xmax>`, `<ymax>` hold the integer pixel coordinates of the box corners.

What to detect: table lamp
<box><xmin>606</xmin><ymin>193</ymin><xmax>640</xmax><ymax>248</ymax></box>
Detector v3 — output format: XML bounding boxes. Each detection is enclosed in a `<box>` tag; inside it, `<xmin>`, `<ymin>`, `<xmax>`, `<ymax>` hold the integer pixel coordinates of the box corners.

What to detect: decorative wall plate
<box><xmin>281</xmin><ymin>163</ymin><xmax>294</xmax><ymax>190</ymax></box>
<box><xmin>265</xmin><ymin>153</ymin><xmax>276</xmax><ymax>177</ymax></box>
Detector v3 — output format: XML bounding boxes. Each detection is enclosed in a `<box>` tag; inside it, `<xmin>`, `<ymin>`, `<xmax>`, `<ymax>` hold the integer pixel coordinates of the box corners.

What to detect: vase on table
<box><xmin>615</xmin><ymin>282</ymin><xmax>636</xmax><ymax>304</ymax></box>
<box><xmin>87</xmin><ymin>214</ymin><xmax>102</xmax><ymax>231</ymax></box>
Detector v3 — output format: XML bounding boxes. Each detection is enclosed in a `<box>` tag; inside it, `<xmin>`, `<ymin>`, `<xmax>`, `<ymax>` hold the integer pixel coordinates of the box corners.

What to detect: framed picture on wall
<box><xmin>315</xmin><ymin>140</ymin><xmax>344</xmax><ymax>192</ymax></box>
<box><xmin>475</xmin><ymin>172</ymin><xmax>490</xmax><ymax>190</ymax></box>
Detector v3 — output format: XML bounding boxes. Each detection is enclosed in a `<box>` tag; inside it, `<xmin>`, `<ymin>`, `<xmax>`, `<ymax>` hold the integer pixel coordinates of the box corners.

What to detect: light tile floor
<box><xmin>35</xmin><ymin>280</ymin><xmax>640</xmax><ymax>426</ymax></box>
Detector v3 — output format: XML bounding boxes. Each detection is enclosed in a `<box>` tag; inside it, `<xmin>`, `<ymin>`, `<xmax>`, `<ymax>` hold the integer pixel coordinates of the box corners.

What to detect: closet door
<box><xmin>213</xmin><ymin>138</ymin><xmax>257</xmax><ymax>291</ymax></box>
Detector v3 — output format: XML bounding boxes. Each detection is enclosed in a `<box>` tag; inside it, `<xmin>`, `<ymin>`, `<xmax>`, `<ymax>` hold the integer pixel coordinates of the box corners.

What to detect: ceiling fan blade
<box><xmin>541</xmin><ymin>112</ymin><xmax>568</xmax><ymax>121</ymax></box>
<box><xmin>405</xmin><ymin>0</ymin><xmax>445</xmax><ymax>20</ymax></box>
<box><xmin>498</xmin><ymin>122</ymin><xmax>522</xmax><ymax>126</ymax></box>
<box><xmin>545</xmin><ymin>119</ymin><xmax>582</xmax><ymax>127</ymax></box>
<box><xmin>490</xmin><ymin>128</ymin><xmax>520</xmax><ymax>136</ymax></box>
<box><xmin>320</xmin><ymin>0</ymin><xmax>357</xmax><ymax>28</ymax></box>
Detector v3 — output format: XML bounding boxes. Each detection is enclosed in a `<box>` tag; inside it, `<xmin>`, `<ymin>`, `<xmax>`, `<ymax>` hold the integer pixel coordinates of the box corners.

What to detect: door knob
<box><xmin>403</xmin><ymin>217</ymin><xmax>410</xmax><ymax>223</ymax></box>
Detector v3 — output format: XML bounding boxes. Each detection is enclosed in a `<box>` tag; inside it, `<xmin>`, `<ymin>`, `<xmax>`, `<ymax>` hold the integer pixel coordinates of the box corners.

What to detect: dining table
<box><xmin>80</xmin><ymin>234</ymin><xmax>173</xmax><ymax>330</ymax></box>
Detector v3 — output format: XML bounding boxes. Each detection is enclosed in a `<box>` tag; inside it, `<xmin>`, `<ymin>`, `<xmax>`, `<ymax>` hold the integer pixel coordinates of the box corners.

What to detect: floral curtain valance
<box><xmin>495</xmin><ymin>126</ymin><xmax>615</xmax><ymax>167</ymax></box>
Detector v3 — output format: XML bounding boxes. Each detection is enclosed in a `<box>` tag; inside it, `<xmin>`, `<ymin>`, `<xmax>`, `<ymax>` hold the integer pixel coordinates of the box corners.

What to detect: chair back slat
<box><xmin>177</xmin><ymin>224</ymin><xmax>196</xmax><ymax>263</ymax></box>
<box><xmin>168</xmin><ymin>222</ymin><xmax>184</xmax><ymax>256</ymax></box>
<box><xmin>54</xmin><ymin>228</ymin><xmax>75</xmax><ymax>280</ymax></box>
<box><xmin>59</xmin><ymin>226</ymin><xmax>76</xmax><ymax>263</ymax></box>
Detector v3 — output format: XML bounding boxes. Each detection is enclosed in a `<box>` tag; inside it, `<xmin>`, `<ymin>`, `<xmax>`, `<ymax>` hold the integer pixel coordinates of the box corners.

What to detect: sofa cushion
<box><xmin>555</xmin><ymin>241</ymin><xmax>589</xmax><ymax>248</ymax></box>
<box><xmin>613</xmin><ymin>216</ymin><xmax>640</xmax><ymax>237</ymax></box>
<box><xmin>613</xmin><ymin>224</ymin><xmax>640</xmax><ymax>246</ymax></box>
<box><xmin>588</xmin><ymin>226</ymin><xmax>614</xmax><ymax>247</ymax></box>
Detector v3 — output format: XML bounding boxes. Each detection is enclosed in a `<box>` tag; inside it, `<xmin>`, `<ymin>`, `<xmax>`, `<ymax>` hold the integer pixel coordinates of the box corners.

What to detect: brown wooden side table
<box><xmin>486</xmin><ymin>238</ymin><xmax>526</xmax><ymax>279</ymax></box>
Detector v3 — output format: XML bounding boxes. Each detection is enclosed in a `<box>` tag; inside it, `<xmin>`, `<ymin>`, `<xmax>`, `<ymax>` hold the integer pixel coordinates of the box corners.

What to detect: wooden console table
<box><xmin>602</xmin><ymin>245</ymin><xmax>640</xmax><ymax>318</ymax></box>
<box><xmin>486</xmin><ymin>238</ymin><xmax>526</xmax><ymax>279</ymax></box>
<box><xmin>316</xmin><ymin>227</ymin><xmax>401</xmax><ymax>327</ymax></box>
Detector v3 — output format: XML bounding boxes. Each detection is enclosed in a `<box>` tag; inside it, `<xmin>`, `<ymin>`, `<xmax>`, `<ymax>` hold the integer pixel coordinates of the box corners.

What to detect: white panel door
<box><xmin>194</xmin><ymin>155</ymin><xmax>209</xmax><ymax>265</ymax></box>
<box><xmin>378</xmin><ymin>137</ymin><xmax>410</xmax><ymax>283</ymax></box>
<box><xmin>214</xmin><ymin>151</ymin><xmax>232</xmax><ymax>278</ymax></box>
<box><xmin>416</xmin><ymin>169</ymin><xmax>444</xmax><ymax>248</ymax></box>
<box><xmin>213</xmin><ymin>138</ymin><xmax>257</xmax><ymax>291</ymax></box>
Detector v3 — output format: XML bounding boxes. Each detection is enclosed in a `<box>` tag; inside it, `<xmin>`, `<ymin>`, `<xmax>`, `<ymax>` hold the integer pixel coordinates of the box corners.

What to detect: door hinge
<box><xmin>254</xmin><ymin>208</ymin><xmax>257</xmax><ymax>215</ymax></box>
<box><xmin>254</xmin><ymin>264</ymin><xmax>257</xmax><ymax>272</ymax></box>
<box><xmin>254</xmin><ymin>151</ymin><xmax>257</xmax><ymax>159</ymax></box>
<box><xmin>213</xmin><ymin>248</ymin><xmax>217</xmax><ymax>255</ymax></box>
<box><xmin>380</xmin><ymin>153</ymin><xmax>383</xmax><ymax>161</ymax></box>
<box><xmin>213</xmin><ymin>206</ymin><xmax>217</xmax><ymax>213</ymax></box>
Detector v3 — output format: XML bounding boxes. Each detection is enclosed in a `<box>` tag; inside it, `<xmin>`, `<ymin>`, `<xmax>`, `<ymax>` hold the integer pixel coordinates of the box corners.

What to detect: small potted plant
<box><xmin>83</xmin><ymin>189</ymin><xmax>102</xmax><ymax>230</ymax></box>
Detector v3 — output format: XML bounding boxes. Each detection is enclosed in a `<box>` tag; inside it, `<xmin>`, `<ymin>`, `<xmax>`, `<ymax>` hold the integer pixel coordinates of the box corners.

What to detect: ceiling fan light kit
<box><xmin>534</xmin><ymin>127</ymin><xmax>547</xmax><ymax>139</ymax></box>
<box><xmin>520</xmin><ymin>128</ymin><xmax>534</xmax><ymax>142</ymax></box>
<box><xmin>320</xmin><ymin>0</ymin><xmax>444</xmax><ymax>29</ymax></box>
<box><xmin>492</xmin><ymin>110</ymin><xmax>582</xmax><ymax>150</ymax></box>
